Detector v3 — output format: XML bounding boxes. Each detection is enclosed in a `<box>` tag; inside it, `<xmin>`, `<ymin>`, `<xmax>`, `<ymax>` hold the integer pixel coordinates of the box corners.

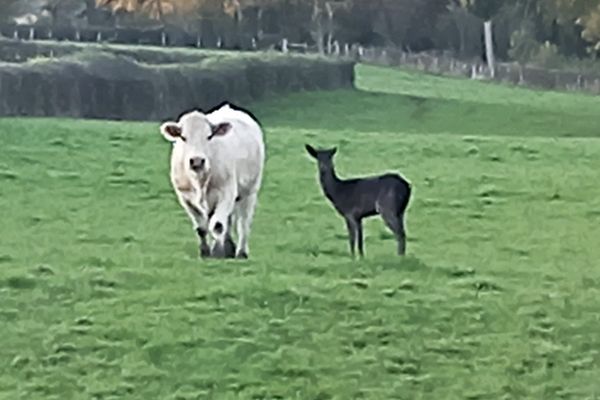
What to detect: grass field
<box><xmin>2</xmin><ymin>64</ymin><xmax>600</xmax><ymax>399</ymax></box>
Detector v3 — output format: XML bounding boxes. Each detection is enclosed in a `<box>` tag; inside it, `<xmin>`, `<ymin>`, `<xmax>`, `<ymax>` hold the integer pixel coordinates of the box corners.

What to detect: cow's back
<box><xmin>206</xmin><ymin>104</ymin><xmax>265</xmax><ymax>197</ymax></box>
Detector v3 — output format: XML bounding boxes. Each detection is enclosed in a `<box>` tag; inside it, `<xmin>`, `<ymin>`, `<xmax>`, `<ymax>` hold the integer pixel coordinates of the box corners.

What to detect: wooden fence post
<box><xmin>484</xmin><ymin>20</ymin><xmax>495</xmax><ymax>78</ymax></box>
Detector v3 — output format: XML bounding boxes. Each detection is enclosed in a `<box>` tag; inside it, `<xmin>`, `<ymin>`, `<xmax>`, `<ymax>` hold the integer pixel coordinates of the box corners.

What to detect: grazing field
<box><xmin>2</xmin><ymin>64</ymin><xmax>600</xmax><ymax>399</ymax></box>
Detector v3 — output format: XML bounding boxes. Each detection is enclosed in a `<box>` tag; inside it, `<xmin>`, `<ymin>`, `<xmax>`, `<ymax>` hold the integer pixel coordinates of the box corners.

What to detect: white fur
<box><xmin>161</xmin><ymin>104</ymin><xmax>265</xmax><ymax>257</ymax></box>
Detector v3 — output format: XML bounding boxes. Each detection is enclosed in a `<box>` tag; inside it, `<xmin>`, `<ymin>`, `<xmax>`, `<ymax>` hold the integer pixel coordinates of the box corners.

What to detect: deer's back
<box><xmin>329</xmin><ymin>173</ymin><xmax>410</xmax><ymax>218</ymax></box>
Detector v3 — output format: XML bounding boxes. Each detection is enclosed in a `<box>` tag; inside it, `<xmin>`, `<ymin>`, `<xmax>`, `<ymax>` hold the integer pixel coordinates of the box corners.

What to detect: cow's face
<box><xmin>160</xmin><ymin>111</ymin><xmax>232</xmax><ymax>175</ymax></box>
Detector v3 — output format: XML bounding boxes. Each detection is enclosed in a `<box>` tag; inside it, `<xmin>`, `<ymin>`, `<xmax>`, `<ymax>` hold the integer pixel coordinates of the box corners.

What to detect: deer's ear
<box><xmin>305</xmin><ymin>144</ymin><xmax>318</xmax><ymax>159</ymax></box>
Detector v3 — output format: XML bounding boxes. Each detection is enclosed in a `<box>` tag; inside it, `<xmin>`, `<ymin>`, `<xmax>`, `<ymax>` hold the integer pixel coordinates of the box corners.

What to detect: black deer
<box><xmin>305</xmin><ymin>144</ymin><xmax>412</xmax><ymax>257</ymax></box>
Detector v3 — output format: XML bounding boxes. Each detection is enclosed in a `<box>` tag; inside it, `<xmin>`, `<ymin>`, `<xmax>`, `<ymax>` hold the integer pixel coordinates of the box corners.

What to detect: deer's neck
<box><xmin>319</xmin><ymin>167</ymin><xmax>341</xmax><ymax>199</ymax></box>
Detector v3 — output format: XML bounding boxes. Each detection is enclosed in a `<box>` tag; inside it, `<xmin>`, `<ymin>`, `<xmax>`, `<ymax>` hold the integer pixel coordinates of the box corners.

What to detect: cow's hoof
<box><xmin>236</xmin><ymin>251</ymin><xmax>248</xmax><ymax>259</ymax></box>
<box><xmin>211</xmin><ymin>245</ymin><xmax>225</xmax><ymax>258</ymax></box>
<box><xmin>199</xmin><ymin>244</ymin><xmax>211</xmax><ymax>258</ymax></box>
<box><xmin>224</xmin><ymin>237</ymin><xmax>236</xmax><ymax>259</ymax></box>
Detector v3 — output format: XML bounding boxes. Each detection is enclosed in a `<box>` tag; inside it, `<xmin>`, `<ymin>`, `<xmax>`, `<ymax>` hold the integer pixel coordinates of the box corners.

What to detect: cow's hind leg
<box><xmin>224</xmin><ymin>231</ymin><xmax>237</xmax><ymax>259</ymax></box>
<box><xmin>234</xmin><ymin>193</ymin><xmax>257</xmax><ymax>259</ymax></box>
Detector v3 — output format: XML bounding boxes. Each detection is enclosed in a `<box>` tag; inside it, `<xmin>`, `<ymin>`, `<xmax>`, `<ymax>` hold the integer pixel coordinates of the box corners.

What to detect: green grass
<box><xmin>1</xmin><ymin>64</ymin><xmax>600</xmax><ymax>399</ymax></box>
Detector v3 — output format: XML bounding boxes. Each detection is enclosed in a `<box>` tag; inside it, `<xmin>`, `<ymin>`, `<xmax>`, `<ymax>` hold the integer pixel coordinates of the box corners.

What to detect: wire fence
<box><xmin>2</xmin><ymin>23</ymin><xmax>600</xmax><ymax>95</ymax></box>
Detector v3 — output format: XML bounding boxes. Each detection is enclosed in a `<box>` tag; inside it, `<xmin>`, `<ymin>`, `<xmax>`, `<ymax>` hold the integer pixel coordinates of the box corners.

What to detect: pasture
<box><xmin>1</xmin><ymin>64</ymin><xmax>600</xmax><ymax>399</ymax></box>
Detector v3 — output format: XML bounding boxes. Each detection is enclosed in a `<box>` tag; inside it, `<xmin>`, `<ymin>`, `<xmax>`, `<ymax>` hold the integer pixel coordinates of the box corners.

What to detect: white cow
<box><xmin>160</xmin><ymin>103</ymin><xmax>265</xmax><ymax>259</ymax></box>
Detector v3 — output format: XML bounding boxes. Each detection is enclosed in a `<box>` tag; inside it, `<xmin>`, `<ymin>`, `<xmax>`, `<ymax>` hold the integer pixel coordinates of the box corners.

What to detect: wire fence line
<box><xmin>2</xmin><ymin>23</ymin><xmax>600</xmax><ymax>95</ymax></box>
<box><xmin>353</xmin><ymin>47</ymin><xmax>600</xmax><ymax>95</ymax></box>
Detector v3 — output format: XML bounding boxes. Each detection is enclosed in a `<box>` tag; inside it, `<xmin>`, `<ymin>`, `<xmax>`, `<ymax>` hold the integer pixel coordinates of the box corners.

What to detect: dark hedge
<box><xmin>0</xmin><ymin>47</ymin><xmax>355</xmax><ymax>121</ymax></box>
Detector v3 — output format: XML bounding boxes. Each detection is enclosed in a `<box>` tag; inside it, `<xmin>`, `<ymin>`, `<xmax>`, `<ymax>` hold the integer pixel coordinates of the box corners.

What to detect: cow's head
<box><xmin>160</xmin><ymin>110</ymin><xmax>232</xmax><ymax>175</ymax></box>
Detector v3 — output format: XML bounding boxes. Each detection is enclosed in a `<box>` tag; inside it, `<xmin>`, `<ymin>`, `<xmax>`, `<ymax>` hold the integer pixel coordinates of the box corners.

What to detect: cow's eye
<box><xmin>180</xmin><ymin>136</ymin><xmax>187</xmax><ymax>142</ymax></box>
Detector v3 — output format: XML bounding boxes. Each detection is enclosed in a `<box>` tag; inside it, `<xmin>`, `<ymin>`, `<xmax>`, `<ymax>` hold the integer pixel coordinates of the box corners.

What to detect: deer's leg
<box><xmin>345</xmin><ymin>216</ymin><xmax>358</xmax><ymax>258</ymax></box>
<box><xmin>356</xmin><ymin>218</ymin><xmax>364</xmax><ymax>258</ymax></box>
<box><xmin>397</xmin><ymin>216</ymin><xmax>407</xmax><ymax>256</ymax></box>
<box><xmin>380</xmin><ymin>209</ymin><xmax>407</xmax><ymax>256</ymax></box>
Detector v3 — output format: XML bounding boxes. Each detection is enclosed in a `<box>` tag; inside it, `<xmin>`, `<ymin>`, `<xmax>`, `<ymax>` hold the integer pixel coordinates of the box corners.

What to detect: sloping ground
<box><xmin>257</xmin><ymin>64</ymin><xmax>600</xmax><ymax>138</ymax></box>
<box><xmin>1</xmin><ymin>65</ymin><xmax>599</xmax><ymax>399</ymax></box>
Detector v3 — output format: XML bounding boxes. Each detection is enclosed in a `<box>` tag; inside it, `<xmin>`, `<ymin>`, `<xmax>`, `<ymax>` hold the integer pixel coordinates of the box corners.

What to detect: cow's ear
<box><xmin>305</xmin><ymin>144</ymin><xmax>318</xmax><ymax>159</ymax></box>
<box><xmin>209</xmin><ymin>122</ymin><xmax>232</xmax><ymax>139</ymax></box>
<box><xmin>160</xmin><ymin>122</ymin><xmax>182</xmax><ymax>142</ymax></box>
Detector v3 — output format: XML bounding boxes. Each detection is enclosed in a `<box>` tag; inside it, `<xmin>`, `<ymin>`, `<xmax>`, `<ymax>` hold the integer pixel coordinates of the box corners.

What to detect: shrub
<box><xmin>0</xmin><ymin>46</ymin><xmax>355</xmax><ymax>120</ymax></box>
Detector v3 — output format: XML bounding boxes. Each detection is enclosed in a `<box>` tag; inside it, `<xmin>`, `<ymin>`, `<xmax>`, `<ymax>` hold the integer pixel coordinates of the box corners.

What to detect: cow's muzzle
<box><xmin>189</xmin><ymin>157</ymin><xmax>206</xmax><ymax>172</ymax></box>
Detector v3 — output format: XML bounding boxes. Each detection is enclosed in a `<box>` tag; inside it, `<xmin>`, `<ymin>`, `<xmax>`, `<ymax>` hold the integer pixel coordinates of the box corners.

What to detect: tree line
<box><xmin>1</xmin><ymin>0</ymin><xmax>599</xmax><ymax>64</ymax></box>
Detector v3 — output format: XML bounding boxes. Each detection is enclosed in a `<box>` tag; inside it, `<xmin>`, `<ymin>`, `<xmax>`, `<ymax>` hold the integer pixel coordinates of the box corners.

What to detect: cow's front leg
<box><xmin>179</xmin><ymin>196</ymin><xmax>210</xmax><ymax>258</ymax></box>
<box><xmin>196</xmin><ymin>225</ymin><xmax>211</xmax><ymax>258</ymax></box>
<box><xmin>208</xmin><ymin>187</ymin><xmax>237</xmax><ymax>259</ymax></box>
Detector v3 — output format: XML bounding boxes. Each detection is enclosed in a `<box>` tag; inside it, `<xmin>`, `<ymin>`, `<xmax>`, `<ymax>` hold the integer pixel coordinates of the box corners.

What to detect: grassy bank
<box><xmin>1</xmin><ymin>64</ymin><xmax>599</xmax><ymax>399</ymax></box>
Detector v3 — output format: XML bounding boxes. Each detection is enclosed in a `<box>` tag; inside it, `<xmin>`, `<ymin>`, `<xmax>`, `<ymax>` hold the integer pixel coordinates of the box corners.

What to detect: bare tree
<box><xmin>309</xmin><ymin>0</ymin><xmax>347</xmax><ymax>54</ymax></box>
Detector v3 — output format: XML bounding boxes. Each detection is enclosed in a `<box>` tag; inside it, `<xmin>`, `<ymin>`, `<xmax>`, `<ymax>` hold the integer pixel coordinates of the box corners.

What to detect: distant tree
<box><xmin>581</xmin><ymin>11</ymin><xmax>600</xmax><ymax>51</ymax></box>
<box><xmin>525</xmin><ymin>0</ymin><xmax>598</xmax><ymax>56</ymax></box>
<box><xmin>0</xmin><ymin>1</ymin><xmax>20</xmax><ymax>19</ymax></box>
<box><xmin>0</xmin><ymin>0</ymin><xmax>43</xmax><ymax>23</ymax></box>
<box><xmin>96</xmin><ymin>0</ymin><xmax>224</xmax><ymax>34</ymax></box>
<box><xmin>42</xmin><ymin>0</ymin><xmax>88</xmax><ymax>26</ymax></box>
<box><xmin>571</xmin><ymin>1</ymin><xmax>600</xmax><ymax>53</ymax></box>
<box><xmin>509</xmin><ymin>19</ymin><xmax>540</xmax><ymax>65</ymax></box>
<box><xmin>89</xmin><ymin>0</ymin><xmax>600</xmax><ymax>60</ymax></box>
<box><xmin>310</xmin><ymin>0</ymin><xmax>349</xmax><ymax>53</ymax></box>
<box><xmin>96</xmin><ymin>0</ymin><xmax>223</xmax><ymax>23</ymax></box>
<box><xmin>456</xmin><ymin>0</ymin><xmax>506</xmax><ymax>20</ymax></box>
